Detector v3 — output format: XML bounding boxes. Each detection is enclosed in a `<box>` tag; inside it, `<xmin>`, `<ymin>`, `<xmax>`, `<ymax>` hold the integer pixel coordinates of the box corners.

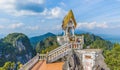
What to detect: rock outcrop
<box><xmin>62</xmin><ymin>49</ymin><xmax>109</xmax><ymax>70</ymax></box>
<box><xmin>62</xmin><ymin>50</ymin><xmax>83</xmax><ymax>70</ymax></box>
<box><xmin>0</xmin><ymin>33</ymin><xmax>35</xmax><ymax>66</ymax></box>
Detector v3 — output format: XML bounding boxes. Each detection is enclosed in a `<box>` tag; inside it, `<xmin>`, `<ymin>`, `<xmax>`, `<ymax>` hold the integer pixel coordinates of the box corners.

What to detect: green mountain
<box><xmin>79</xmin><ymin>33</ymin><xmax>113</xmax><ymax>50</ymax></box>
<box><xmin>104</xmin><ymin>43</ymin><xmax>120</xmax><ymax>70</ymax></box>
<box><xmin>35</xmin><ymin>36</ymin><xmax>59</xmax><ymax>54</ymax></box>
<box><xmin>35</xmin><ymin>33</ymin><xmax>113</xmax><ymax>54</ymax></box>
<box><xmin>0</xmin><ymin>32</ymin><xmax>114</xmax><ymax>70</ymax></box>
<box><xmin>0</xmin><ymin>33</ymin><xmax>35</xmax><ymax>67</ymax></box>
<box><xmin>30</xmin><ymin>32</ymin><xmax>56</xmax><ymax>48</ymax></box>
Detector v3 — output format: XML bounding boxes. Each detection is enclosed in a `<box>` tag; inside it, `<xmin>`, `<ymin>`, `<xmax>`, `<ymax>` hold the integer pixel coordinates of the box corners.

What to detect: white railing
<box><xmin>19</xmin><ymin>54</ymin><xmax>39</xmax><ymax>70</ymax></box>
<box><xmin>57</xmin><ymin>35</ymin><xmax>84</xmax><ymax>46</ymax></box>
<box><xmin>47</xmin><ymin>43</ymin><xmax>82</xmax><ymax>63</ymax></box>
<box><xmin>48</xmin><ymin>49</ymin><xmax>71</xmax><ymax>62</ymax></box>
<box><xmin>19</xmin><ymin>42</ymin><xmax>83</xmax><ymax>69</ymax></box>
<box><xmin>39</xmin><ymin>54</ymin><xmax>46</xmax><ymax>60</ymax></box>
<box><xmin>57</xmin><ymin>36</ymin><xmax>69</xmax><ymax>45</ymax></box>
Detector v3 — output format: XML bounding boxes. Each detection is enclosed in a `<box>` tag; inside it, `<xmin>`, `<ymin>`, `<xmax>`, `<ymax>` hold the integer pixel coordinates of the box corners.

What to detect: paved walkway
<box><xmin>31</xmin><ymin>61</ymin><xmax>64</xmax><ymax>70</ymax></box>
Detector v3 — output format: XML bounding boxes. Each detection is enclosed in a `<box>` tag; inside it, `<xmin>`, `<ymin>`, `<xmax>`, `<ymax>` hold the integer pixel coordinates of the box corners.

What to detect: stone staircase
<box><xmin>47</xmin><ymin>43</ymin><xmax>71</xmax><ymax>63</ymax></box>
<box><xmin>46</xmin><ymin>42</ymin><xmax>81</xmax><ymax>63</ymax></box>
<box><xmin>19</xmin><ymin>41</ymin><xmax>83</xmax><ymax>70</ymax></box>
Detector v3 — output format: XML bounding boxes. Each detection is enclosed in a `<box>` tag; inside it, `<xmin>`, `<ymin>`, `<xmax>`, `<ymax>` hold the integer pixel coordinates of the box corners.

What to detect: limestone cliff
<box><xmin>62</xmin><ymin>50</ymin><xmax>83</xmax><ymax>70</ymax></box>
<box><xmin>62</xmin><ymin>49</ymin><xmax>109</xmax><ymax>70</ymax></box>
<box><xmin>0</xmin><ymin>33</ymin><xmax>35</xmax><ymax>66</ymax></box>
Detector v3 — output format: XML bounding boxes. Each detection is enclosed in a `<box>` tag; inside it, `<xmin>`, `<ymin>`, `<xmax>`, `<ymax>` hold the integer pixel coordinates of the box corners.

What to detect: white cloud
<box><xmin>0</xmin><ymin>23</ymin><xmax>24</xmax><ymax>30</ymax></box>
<box><xmin>60</xmin><ymin>2</ymin><xmax>66</xmax><ymax>7</ymax></box>
<box><xmin>0</xmin><ymin>0</ymin><xmax>46</xmax><ymax>16</ymax></box>
<box><xmin>0</xmin><ymin>0</ymin><xmax>66</xmax><ymax>17</ymax></box>
<box><xmin>11</xmin><ymin>10</ymin><xmax>39</xmax><ymax>16</ymax></box>
<box><xmin>45</xmin><ymin>7</ymin><xmax>67</xmax><ymax>19</ymax></box>
<box><xmin>17</xmin><ymin>0</ymin><xmax>45</xmax><ymax>4</ymax></box>
<box><xmin>12</xmin><ymin>6</ymin><xmax>66</xmax><ymax>18</ymax></box>
<box><xmin>0</xmin><ymin>23</ymin><xmax>41</xmax><ymax>31</ymax></box>
<box><xmin>9</xmin><ymin>23</ymin><xmax>24</xmax><ymax>29</ymax></box>
<box><xmin>26</xmin><ymin>26</ymin><xmax>40</xmax><ymax>30</ymax></box>
<box><xmin>0</xmin><ymin>0</ymin><xmax>15</xmax><ymax>11</ymax></box>
<box><xmin>13</xmin><ymin>8</ymin><xmax>48</xmax><ymax>16</ymax></box>
<box><xmin>29</xmin><ymin>0</ymin><xmax>45</xmax><ymax>4</ymax></box>
<box><xmin>51</xmin><ymin>7</ymin><xmax>63</xmax><ymax>18</ymax></box>
<box><xmin>0</xmin><ymin>0</ymin><xmax>45</xmax><ymax>10</ymax></box>
<box><xmin>77</xmin><ymin>22</ymin><xmax>108</xmax><ymax>29</ymax></box>
<box><xmin>13</xmin><ymin>7</ymin><xmax>66</xmax><ymax>18</ymax></box>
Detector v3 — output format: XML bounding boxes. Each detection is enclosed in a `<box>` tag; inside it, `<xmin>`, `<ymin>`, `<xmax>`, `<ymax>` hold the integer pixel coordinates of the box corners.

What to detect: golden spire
<box><xmin>62</xmin><ymin>10</ymin><xmax>77</xmax><ymax>30</ymax></box>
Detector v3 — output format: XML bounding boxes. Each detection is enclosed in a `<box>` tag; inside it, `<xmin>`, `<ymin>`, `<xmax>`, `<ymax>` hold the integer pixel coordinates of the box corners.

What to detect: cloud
<box><xmin>0</xmin><ymin>0</ymin><xmax>15</xmax><ymax>11</ymax></box>
<box><xmin>0</xmin><ymin>23</ymin><xmax>24</xmax><ymax>30</ymax></box>
<box><xmin>0</xmin><ymin>0</ymin><xmax>45</xmax><ymax>16</ymax></box>
<box><xmin>9</xmin><ymin>23</ymin><xmax>24</xmax><ymax>29</ymax></box>
<box><xmin>16</xmin><ymin>1</ymin><xmax>44</xmax><ymax>13</ymax></box>
<box><xmin>45</xmin><ymin>7</ymin><xmax>67</xmax><ymax>19</ymax></box>
<box><xmin>11</xmin><ymin>10</ymin><xmax>39</xmax><ymax>16</ymax></box>
<box><xmin>0</xmin><ymin>22</ymin><xmax>40</xmax><ymax>31</ymax></box>
<box><xmin>28</xmin><ymin>0</ymin><xmax>45</xmax><ymax>4</ymax></box>
<box><xmin>60</xmin><ymin>2</ymin><xmax>66</xmax><ymax>7</ymax></box>
<box><xmin>77</xmin><ymin>22</ymin><xmax>108</xmax><ymax>29</ymax></box>
<box><xmin>0</xmin><ymin>0</ymin><xmax>67</xmax><ymax>18</ymax></box>
<box><xmin>0</xmin><ymin>0</ymin><xmax>66</xmax><ymax>18</ymax></box>
<box><xmin>26</xmin><ymin>26</ymin><xmax>40</xmax><ymax>30</ymax></box>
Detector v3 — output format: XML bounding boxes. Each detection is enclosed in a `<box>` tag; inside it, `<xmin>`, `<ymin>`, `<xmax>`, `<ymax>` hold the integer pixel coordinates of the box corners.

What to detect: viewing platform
<box><xmin>19</xmin><ymin>10</ymin><xmax>109</xmax><ymax>70</ymax></box>
<box><xmin>31</xmin><ymin>61</ymin><xmax>64</xmax><ymax>70</ymax></box>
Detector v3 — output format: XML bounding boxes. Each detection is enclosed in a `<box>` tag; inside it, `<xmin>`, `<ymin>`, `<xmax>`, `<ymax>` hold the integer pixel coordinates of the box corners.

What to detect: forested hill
<box><xmin>35</xmin><ymin>33</ymin><xmax>113</xmax><ymax>54</ymax></box>
<box><xmin>35</xmin><ymin>32</ymin><xmax>120</xmax><ymax>69</ymax></box>
<box><xmin>0</xmin><ymin>33</ymin><xmax>35</xmax><ymax>70</ymax></box>
<box><xmin>0</xmin><ymin>32</ymin><xmax>116</xmax><ymax>70</ymax></box>
<box><xmin>30</xmin><ymin>32</ymin><xmax>56</xmax><ymax>47</ymax></box>
<box><xmin>79</xmin><ymin>33</ymin><xmax>113</xmax><ymax>50</ymax></box>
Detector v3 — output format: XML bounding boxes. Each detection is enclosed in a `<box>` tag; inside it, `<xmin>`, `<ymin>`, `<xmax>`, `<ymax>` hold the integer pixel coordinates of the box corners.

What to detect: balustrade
<box><xmin>19</xmin><ymin>54</ymin><xmax>39</xmax><ymax>70</ymax></box>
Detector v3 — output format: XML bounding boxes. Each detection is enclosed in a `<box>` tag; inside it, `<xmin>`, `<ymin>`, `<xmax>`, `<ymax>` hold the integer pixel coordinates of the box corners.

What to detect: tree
<box><xmin>104</xmin><ymin>43</ymin><xmax>120</xmax><ymax>70</ymax></box>
<box><xmin>0</xmin><ymin>61</ymin><xmax>15</xmax><ymax>70</ymax></box>
<box><xmin>17</xmin><ymin>62</ymin><xmax>23</xmax><ymax>70</ymax></box>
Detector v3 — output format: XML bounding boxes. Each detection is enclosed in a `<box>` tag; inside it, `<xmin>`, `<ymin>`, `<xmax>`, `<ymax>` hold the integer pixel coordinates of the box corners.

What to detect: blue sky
<box><xmin>0</xmin><ymin>0</ymin><xmax>120</xmax><ymax>38</ymax></box>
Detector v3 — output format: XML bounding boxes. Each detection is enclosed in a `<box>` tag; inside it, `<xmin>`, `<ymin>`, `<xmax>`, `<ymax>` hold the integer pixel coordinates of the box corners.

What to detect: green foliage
<box><xmin>81</xmin><ymin>33</ymin><xmax>103</xmax><ymax>46</ymax></box>
<box><xmin>0</xmin><ymin>33</ymin><xmax>35</xmax><ymax>67</ymax></box>
<box><xmin>3</xmin><ymin>33</ymin><xmax>25</xmax><ymax>45</ymax></box>
<box><xmin>77</xmin><ymin>33</ymin><xmax>103</xmax><ymax>48</ymax></box>
<box><xmin>104</xmin><ymin>43</ymin><xmax>120</xmax><ymax>70</ymax></box>
<box><xmin>35</xmin><ymin>33</ymin><xmax>113</xmax><ymax>54</ymax></box>
<box><xmin>77</xmin><ymin>33</ymin><xmax>113</xmax><ymax>49</ymax></box>
<box><xmin>16</xmin><ymin>62</ymin><xmax>23</xmax><ymax>70</ymax></box>
<box><xmin>0</xmin><ymin>61</ymin><xmax>15</xmax><ymax>70</ymax></box>
<box><xmin>0</xmin><ymin>41</ymin><xmax>16</xmax><ymax>66</ymax></box>
<box><xmin>30</xmin><ymin>32</ymin><xmax>56</xmax><ymax>47</ymax></box>
<box><xmin>35</xmin><ymin>36</ymin><xmax>59</xmax><ymax>54</ymax></box>
<box><xmin>90</xmin><ymin>40</ymin><xmax>113</xmax><ymax>50</ymax></box>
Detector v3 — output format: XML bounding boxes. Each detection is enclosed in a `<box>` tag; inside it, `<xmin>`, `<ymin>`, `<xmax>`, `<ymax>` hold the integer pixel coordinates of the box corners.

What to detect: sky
<box><xmin>0</xmin><ymin>0</ymin><xmax>120</xmax><ymax>38</ymax></box>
